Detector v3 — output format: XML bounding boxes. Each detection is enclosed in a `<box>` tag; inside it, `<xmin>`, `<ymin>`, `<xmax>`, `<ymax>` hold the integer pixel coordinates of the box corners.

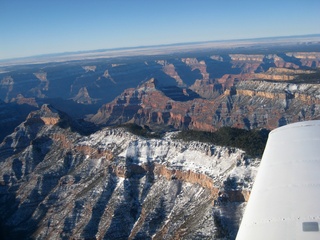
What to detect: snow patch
<box><xmin>77</xmin><ymin>128</ymin><xmax>258</xmax><ymax>190</ymax></box>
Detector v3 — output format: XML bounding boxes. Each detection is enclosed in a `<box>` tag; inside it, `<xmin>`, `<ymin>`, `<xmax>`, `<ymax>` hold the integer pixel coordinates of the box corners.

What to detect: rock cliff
<box><xmin>72</xmin><ymin>87</ymin><xmax>93</xmax><ymax>104</ymax></box>
<box><xmin>0</xmin><ymin>106</ymin><xmax>257</xmax><ymax>239</ymax></box>
<box><xmin>1</xmin><ymin>46</ymin><xmax>320</xmax><ymax>239</ymax></box>
<box><xmin>286</xmin><ymin>52</ymin><xmax>320</xmax><ymax>68</ymax></box>
<box><xmin>1</xmin><ymin>51</ymin><xmax>318</xmax><ymax>118</ymax></box>
<box><xmin>253</xmin><ymin>67</ymin><xmax>315</xmax><ymax>81</ymax></box>
<box><xmin>90</xmin><ymin>74</ymin><xmax>320</xmax><ymax>131</ymax></box>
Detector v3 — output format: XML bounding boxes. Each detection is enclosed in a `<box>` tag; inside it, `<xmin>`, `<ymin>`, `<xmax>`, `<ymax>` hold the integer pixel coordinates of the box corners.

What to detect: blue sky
<box><xmin>1</xmin><ymin>0</ymin><xmax>319</xmax><ymax>59</ymax></box>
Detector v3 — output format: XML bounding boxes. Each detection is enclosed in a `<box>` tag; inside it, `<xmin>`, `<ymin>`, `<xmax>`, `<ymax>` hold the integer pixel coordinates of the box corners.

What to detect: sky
<box><xmin>0</xmin><ymin>0</ymin><xmax>319</xmax><ymax>60</ymax></box>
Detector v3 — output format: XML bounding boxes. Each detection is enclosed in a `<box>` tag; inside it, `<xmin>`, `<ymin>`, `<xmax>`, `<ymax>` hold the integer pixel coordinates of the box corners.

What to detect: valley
<box><xmin>0</xmin><ymin>39</ymin><xmax>320</xmax><ymax>239</ymax></box>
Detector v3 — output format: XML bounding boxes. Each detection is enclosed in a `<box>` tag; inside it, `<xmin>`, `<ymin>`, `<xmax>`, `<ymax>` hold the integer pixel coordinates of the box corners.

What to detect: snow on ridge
<box><xmin>77</xmin><ymin>127</ymin><xmax>259</xmax><ymax>190</ymax></box>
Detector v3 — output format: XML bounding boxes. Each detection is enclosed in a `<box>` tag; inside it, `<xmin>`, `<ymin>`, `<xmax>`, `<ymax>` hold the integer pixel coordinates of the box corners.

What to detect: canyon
<box><xmin>1</xmin><ymin>49</ymin><xmax>319</xmax><ymax>138</ymax></box>
<box><xmin>0</xmin><ymin>42</ymin><xmax>320</xmax><ymax>239</ymax></box>
<box><xmin>0</xmin><ymin>104</ymin><xmax>257</xmax><ymax>239</ymax></box>
<box><xmin>89</xmin><ymin>73</ymin><xmax>320</xmax><ymax>132</ymax></box>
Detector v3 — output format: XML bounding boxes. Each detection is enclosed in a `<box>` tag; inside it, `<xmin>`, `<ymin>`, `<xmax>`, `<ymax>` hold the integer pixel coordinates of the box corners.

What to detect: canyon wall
<box><xmin>0</xmin><ymin>106</ymin><xmax>257</xmax><ymax>239</ymax></box>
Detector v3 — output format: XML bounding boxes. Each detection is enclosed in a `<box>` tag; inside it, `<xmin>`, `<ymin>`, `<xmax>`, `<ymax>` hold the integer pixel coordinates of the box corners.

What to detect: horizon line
<box><xmin>1</xmin><ymin>33</ymin><xmax>319</xmax><ymax>64</ymax></box>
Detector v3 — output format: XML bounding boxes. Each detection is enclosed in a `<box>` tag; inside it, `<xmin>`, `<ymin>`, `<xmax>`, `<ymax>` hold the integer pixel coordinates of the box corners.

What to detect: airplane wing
<box><xmin>236</xmin><ymin>120</ymin><xmax>320</xmax><ymax>240</ymax></box>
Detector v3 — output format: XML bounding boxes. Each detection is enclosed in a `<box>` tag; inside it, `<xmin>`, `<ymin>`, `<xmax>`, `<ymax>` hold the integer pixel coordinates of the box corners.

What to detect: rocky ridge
<box><xmin>72</xmin><ymin>87</ymin><xmax>93</xmax><ymax>104</ymax></box>
<box><xmin>89</xmin><ymin>75</ymin><xmax>320</xmax><ymax>131</ymax></box>
<box><xmin>286</xmin><ymin>52</ymin><xmax>320</xmax><ymax>68</ymax></box>
<box><xmin>0</xmin><ymin>51</ymin><xmax>319</xmax><ymax>111</ymax></box>
<box><xmin>252</xmin><ymin>67</ymin><xmax>316</xmax><ymax>81</ymax></box>
<box><xmin>87</xmin><ymin>51</ymin><xmax>320</xmax><ymax>131</ymax></box>
<box><xmin>0</xmin><ymin>105</ymin><xmax>257</xmax><ymax>239</ymax></box>
<box><xmin>0</xmin><ymin>49</ymin><xmax>319</xmax><ymax>239</ymax></box>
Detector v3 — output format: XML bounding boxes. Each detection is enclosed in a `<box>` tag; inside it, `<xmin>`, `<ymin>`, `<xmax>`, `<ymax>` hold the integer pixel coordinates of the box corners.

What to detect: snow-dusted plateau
<box><xmin>0</xmin><ymin>105</ymin><xmax>258</xmax><ymax>239</ymax></box>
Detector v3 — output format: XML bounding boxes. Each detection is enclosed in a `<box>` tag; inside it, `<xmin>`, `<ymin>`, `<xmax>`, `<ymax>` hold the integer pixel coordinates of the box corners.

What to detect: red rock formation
<box><xmin>90</xmin><ymin>75</ymin><xmax>320</xmax><ymax>131</ymax></box>
<box><xmin>229</xmin><ymin>54</ymin><xmax>264</xmax><ymax>73</ymax></box>
<box><xmin>286</xmin><ymin>52</ymin><xmax>320</xmax><ymax>68</ymax></box>
<box><xmin>11</xmin><ymin>94</ymin><xmax>39</xmax><ymax>107</ymax></box>
<box><xmin>252</xmin><ymin>67</ymin><xmax>315</xmax><ymax>81</ymax></box>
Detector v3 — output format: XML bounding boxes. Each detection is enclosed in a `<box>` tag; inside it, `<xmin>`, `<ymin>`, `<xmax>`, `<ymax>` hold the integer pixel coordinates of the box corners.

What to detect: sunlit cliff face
<box><xmin>0</xmin><ymin>104</ymin><xmax>258</xmax><ymax>239</ymax></box>
<box><xmin>0</xmin><ymin>48</ymin><xmax>319</xmax><ymax>239</ymax></box>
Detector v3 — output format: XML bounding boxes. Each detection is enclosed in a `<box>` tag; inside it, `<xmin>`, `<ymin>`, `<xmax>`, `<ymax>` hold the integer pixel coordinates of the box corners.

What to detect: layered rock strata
<box><xmin>0</xmin><ymin>106</ymin><xmax>257</xmax><ymax>239</ymax></box>
<box><xmin>90</xmin><ymin>77</ymin><xmax>320</xmax><ymax>131</ymax></box>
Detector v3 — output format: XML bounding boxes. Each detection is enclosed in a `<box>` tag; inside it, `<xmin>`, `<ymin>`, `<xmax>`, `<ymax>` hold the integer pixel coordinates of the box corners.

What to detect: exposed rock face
<box><xmin>224</xmin><ymin>80</ymin><xmax>320</xmax><ymax>129</ymax></box>
<box><xmin>102</xmin><ymin>69</ymin><xmax>116</xmax><ymax>84</ymax></box>
<box><xmin>159</xmin><ymin>61</ymin><xmax>185</xmax><ymax>86</ymax></box>
<box><xmin>33</xmin><ymin>72</ymin><xmax>49</xmax><ymax>91</ymax></box>
<box><xmin>1</xmin><ymin>48</ymin><xmax>320</xmax><ymax>239</ymax></box>
<box><xmin>190</xmin><ymin>78</ymin><xmax>217</xmax><ymax>99</ymax></box>
<box><xmin>229</xmin><ymin>54</ymin><xmax>265</xmax><ymax>73</ymax></box>
<box><xmin>72</xmin><ymin>87</ymin><xmax>93</xmax><ymax>104</ymax></box>
<box><xmin>253</xmin><ymin>67</ymin><xmax>315</xmax><ymax>81</ymax></box>
<box><xmin>264</xmin><ymin>54</ymin><xmax>300</xmax><ymax>69</ymax></box>
<box><xmin>230</xmin><ymin>55</ymin><xmax>265</xmax><ymax>62</ymax></box>
<box><xmin>89</xmin><ymin>78</ymin><xmax>218</xmax><ymax>131</ymax></box>
<box><xmin>182</xmin><ymin>58</ymin><xmax>209</xmax><ymax>80</ymax></box>
<box><xmin>90</xmin><ymin>75</ymin><xmax>320</xmax><ymax>131</ymax></box>
<box><xmin>286</xmin><ymin>52</ymin><xmax>320</xmax><ymax>68</ymax></box>
<box><xmin>0</xmin><ymin>106</ymin><xmax>257</xmax><ymax>239</ymax></box>
<box><xmin>10</xmin><ymin>94</ymin><xmax>38</xmax><ymax>107</ymax></box>
<box><xmin>26</xmin><ymin>104</ymin><xmax>66</xmax><ymax>125</ymax></box>
<box><xmin>0</xmin><ymin>51</ymin><xmax>318</xmax><ymax>122</ymax></box>
<box><xmin>1</xmin><ymin>51</ymin><xmax>318</xmax><ymax>101</ymax></box>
